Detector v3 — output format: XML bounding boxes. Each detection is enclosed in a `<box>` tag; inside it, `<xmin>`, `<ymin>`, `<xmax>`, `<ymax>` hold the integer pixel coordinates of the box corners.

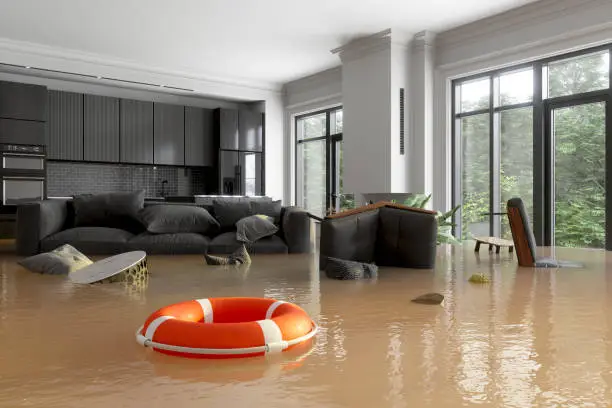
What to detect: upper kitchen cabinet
<box><xmin>154</xmin><ymin>103</ymin><xmax>184</xmax><ymax>166</ymax></box>
<box><xmin>84</xmin><ymin>95</ymin><xmax>119</xmax><ymax>162</ymax></box>
<box><xmin>0</xmin><ymin>81</ymin><xmax>47</xmax><ymax>122</ymax></box>
<box><xmin>185</xmin><ymin>106</ymin><xmax>214</xmax><ymax>167</ymax></box>
<box><xmin>120</xmin><ymin>99</ymin><xmax>154</xmax><ymax>164</ymax></box>
<box><xmin>238</xmin><ymin>109</ymin><xmax>263</xmax><ymax>152</ymax></box>
<box><xmin>47</xmin><ymin>90</ymin><xmax>83</xmax><ymax>160</ymax></box>
<box><xmin>215</xmin><ymin>108</ymin><xmax>239</xmax><ymax>150</ymax></box>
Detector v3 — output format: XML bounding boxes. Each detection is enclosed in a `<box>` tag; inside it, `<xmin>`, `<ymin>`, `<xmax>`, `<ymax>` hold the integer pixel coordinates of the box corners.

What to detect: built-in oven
<box><xmin>0</xmin><ymin>144</ymin><xmax>46</xmax><ymax>206</ymax></box>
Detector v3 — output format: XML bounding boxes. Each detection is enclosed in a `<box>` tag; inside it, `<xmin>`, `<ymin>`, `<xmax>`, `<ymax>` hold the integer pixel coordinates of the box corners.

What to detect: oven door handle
<box><xmin>2</xmin><ymin>176</ymin><xmax>45</xmax><ymax>181</ymax></box>
<box><xmin>2</xmin><ymin>153</ymin><xmax>46</xmax><ymax>158</ymax></box>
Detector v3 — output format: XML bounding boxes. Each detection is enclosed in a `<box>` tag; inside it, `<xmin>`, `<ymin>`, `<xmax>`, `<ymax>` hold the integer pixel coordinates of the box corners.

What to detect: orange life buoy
<box><xmin>136</xmin><ymin>297</ymin><xmax>318</xmax><ymax>359</ymax></box>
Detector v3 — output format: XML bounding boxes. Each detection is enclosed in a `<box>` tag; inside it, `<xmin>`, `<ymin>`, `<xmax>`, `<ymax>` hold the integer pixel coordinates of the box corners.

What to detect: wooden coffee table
<box><xmin>69</xmin><ymin>251</ymin><xmax>148</xmax><ymax>284</ymax></box>
<box><xmin>474</xmin><ymin>236</ymin><xmax>514</xmax><ymax>254</ymax></box>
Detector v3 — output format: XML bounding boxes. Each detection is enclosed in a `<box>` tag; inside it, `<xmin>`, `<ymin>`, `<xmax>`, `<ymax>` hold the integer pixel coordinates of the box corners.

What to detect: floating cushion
<box><xmin>236</xmin><ymin>214</ymin><xmax>279</xmax><ymax>243</ymax></box>
<box><xmin>324</xmin><ymin>257</ymin><xmax>378</xmax><ymax>280</ymax></box>
<box><xmin>18</xmin><ymin>244</ymin><xmax>92</xmax><ymax>275</ymax></box>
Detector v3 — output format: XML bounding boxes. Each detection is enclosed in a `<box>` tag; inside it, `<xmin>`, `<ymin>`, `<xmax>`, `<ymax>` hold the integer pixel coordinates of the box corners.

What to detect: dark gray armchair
<box><xmin>319</xmin><ymin>202</ymin><xmax>438</xmax><ymax>270</ymax></box>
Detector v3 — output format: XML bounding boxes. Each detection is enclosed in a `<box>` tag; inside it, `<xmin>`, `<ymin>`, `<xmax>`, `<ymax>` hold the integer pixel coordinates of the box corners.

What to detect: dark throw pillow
<box><xmin>325</xmin><ymin>257</ymin><xmax>378</xmax><ymax>280</ymax></box>
<box><xmin>236</xmin><ymin>214</ymin><xmax>279</xmax><ymax>243</ymax></box>
<box><xmin>250</xmin><ymin>200</ymin><xmax>282</xmax><ymax>224</ymax></box>
<box><xmin>212</xmin><ymin>200</ymin><xmax>252</xmax><ymax>229</ymax></box>
<box><xmin>139</xmin><ymin>205</ymin><xmax>220</xmax><ymax>235</ymax></box>
<box><xmin>73</xmin><ymin>190</ymin><xmax>145</xmax><ymax>233</ymax></box>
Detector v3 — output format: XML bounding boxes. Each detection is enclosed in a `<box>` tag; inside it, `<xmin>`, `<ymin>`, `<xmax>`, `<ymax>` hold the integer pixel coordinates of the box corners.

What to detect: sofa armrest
<box><xmin>281</xmin><ymin>206</ymin><xmax>312</xmax><ymax>253</ymax></box>
<box><xmin>16</xmin><ymin>200</ymin><xmax>68</xmax><ymax>256</ymax></box>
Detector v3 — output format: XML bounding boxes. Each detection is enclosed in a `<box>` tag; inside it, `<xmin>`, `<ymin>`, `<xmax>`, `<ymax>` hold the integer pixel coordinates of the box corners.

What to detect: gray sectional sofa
<box><xmin>16</xmin><ymin>192</ymin><xmax>311</xmax><ymax>256</ymax></box>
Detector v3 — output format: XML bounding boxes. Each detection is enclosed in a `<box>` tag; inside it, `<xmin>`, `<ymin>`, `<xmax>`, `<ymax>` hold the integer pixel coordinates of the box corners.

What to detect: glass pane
<box><xmin>3</xmin><ymin>156</ymin><xmax>44</xmax><ymax>170</ymax></box>
<box><xmin>547</xmin><ymin>51</ymin><xmax>609</xmax><ymax>98</ymax></box>
<box><xmin>499</xmin><ymin>108</ymin><xmax>534</xmax><ymax>239</ymax></box>
<box><xmin>553</xmin><ymin>102</ymin><xmax>605</xmax><ymax>249</ymax></box>
<box><xmin>296</xmin><ymin>113</ymin><xmax>326</xmax><ymax>140</ymax></box>
<box><xmin>297</xmin><ymin>140</ymin><xmax>327</xmax><ymax>218</ymax></box>
<box><xmin>499</xmin><ymin>68</ymin><xmax>533</xmax><ymax>106</ymax></box>
<box><xmin>458</xmin><ymin>78</ymin><xmax>490</xmax><ymax>113</ymax></box>
<box><xmin>245</xmin><ymin>179</ymin><xmax>256</xmax><ymax>197</ymax></box>
<box><xmin>330</xmin><ymin>109</ymin><xmax>343</xmax><ymax>134</ymax></box>
<box><xmin>4</xmin><ymin>179</ymin><xmax>44</xmax><ymax>205</ymax></box>
<box><xmin>460</xmin><ymin>114</ymin><xmax>490</xmax><ymax>239</ymax></box>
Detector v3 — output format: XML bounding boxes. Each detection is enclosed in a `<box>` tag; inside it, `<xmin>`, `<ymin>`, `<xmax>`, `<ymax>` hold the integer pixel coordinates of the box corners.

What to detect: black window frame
<box><xmin>294</xmin><ymin>106</ymin><xmax>343</xmax><ymax>215</ymax></box>
<box><xmin>451</xmin><ymin>43</ymin><xmax>612</xmax><ymax>249</ymax></box>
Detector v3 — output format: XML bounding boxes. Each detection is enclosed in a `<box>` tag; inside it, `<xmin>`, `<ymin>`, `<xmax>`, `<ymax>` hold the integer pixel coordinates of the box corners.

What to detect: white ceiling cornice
<box><xmin>0</xmin><ymin>37</ymin><xmax>282</xmax><ymax>99</ymax></box>
<box><xmin>437</xmin><ymin>0</ymin><xmax>609</xmax><ymax>48</ymax></box>
<box><xmin>331</xmin><ymin>29</ymin><xmax>394</xmax><ymax>63</ymax></box>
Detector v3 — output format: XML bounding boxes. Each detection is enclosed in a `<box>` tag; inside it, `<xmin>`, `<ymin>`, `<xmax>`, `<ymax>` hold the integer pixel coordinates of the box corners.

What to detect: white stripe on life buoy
<box><xmin>265</xmin><ymin>300</ymin><xmax>286</xmax><ymax>319</ymax></box>
<box><xmin>196</xmin><ymin>298</ymin><xmax>214</xmax><ymax>323</ymax></box>
<box><xmin>256</xmin><ymin>319</ymin><xmax>286</xmax><ymax>353</ymax></box>
<box><xmin>145</xmin><ymin>316</ymin><xmax>174</xmax><ymax>340</ymax></box>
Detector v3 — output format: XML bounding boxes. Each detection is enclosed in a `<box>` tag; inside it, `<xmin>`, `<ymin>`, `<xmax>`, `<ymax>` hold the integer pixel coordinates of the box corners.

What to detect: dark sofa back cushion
<box><xmin>320</xmin><ymin>209</ymin><xmax>379</xmax><ymax>269</ymax></box>
<box><xmin>213</xmin><ymin>200</ymin><xmax>252</xmax><ymax>230</ymax></box>
<box><xmin>139</xmin><ymin>204</ymin><xmax>220</xmax><ymax>235</ymax></box>
<box><xmin>73</xmin><ymin>190</ymin><xmax>145</xmax><ymax>234</ymax></box>
<box><xmin>375</xmin><ymin>207</ymin><xmax>437</xmax><ymax>269</ymax></box>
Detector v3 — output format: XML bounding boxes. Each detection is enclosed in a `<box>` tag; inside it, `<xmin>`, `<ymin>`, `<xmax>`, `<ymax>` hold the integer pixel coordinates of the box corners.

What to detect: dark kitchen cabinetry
<box><xmin>185</xmin><ymin>107</ymin><xmax>214</xmax><ymax>167</ymax></box>
<box><xmin>216</xmin><ymin>108</ymin><xmax>239</xmax><ymax>150</ymax></box>
<box><xmin>238</xmin><ymin>109</ymin><xmax>263</xmax><ymax>152</ymax></box>
<box><xmin>0</xmin><ymin>81</ymin><xmax>47</xmax><ymax>122</ymax></box>
<box><xmin>0</xmin><ymin>118</ymin><xmax>45</xmax><ymax>145</ymax></box>
<box><xmin>219</xmin><ymin>150</ymin><xmax>263</xmax><ymax>196</ymax></box>
<box><xmin>84</xmin><ymin>95</ymin><xmax>119</xmax><ymax>162</ymax></box>
<box><xmin>47</xmin><ymin>90</ymin><xmax>83</xmax><ymax>160</ymax></box>
<box><xmin>120</xmin><ymin>99</ymin><xmax>153</xmax><ymax>164</ymax></box>
<box><xmin>154</xmin><ymin>103</ymin><xmax>184</xmax><ymax>166</ymax></box>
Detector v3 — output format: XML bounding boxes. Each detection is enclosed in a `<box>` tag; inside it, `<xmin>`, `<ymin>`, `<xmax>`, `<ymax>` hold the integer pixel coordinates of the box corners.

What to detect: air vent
<box><xmin>399</xmin><ymin>88</ymin><xmax>405</xmax><ymax>155</ymax></box>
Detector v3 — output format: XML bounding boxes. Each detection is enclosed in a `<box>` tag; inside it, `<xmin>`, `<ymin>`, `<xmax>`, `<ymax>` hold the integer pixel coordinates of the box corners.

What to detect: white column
<box><xmin>409</xmin><ymin>31</ymin><xmax>436</xmax><ymax>204</ymax></box>
<box><xmin>333</xmin><ymin>29</ymin><xmax>410</xmax><ymax>203</ymax></box>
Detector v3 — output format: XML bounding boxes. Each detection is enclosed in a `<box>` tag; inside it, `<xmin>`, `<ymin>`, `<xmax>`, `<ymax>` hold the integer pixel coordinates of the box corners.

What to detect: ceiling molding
<box><xmin>413</xmin><ymin>31</ymin><xmax>436</xmax><ymax>52</ymax></box>
<box><xmin>0</xmin><ymin>37</ymin><xmax>282</xmax><ymax>96</ymax></box>
<box><xmin>331</xmin><ymin>29</ymin><xmax>393</xmax><ymax>63</ymax></box>
<box><xmin>436</xmin><ymin>0</ymin><xmax>609</xmax><ymax>48</ymax></box>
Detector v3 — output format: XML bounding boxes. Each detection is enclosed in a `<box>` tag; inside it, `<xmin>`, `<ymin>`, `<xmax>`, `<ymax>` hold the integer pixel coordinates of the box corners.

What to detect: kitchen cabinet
<box><xmin>120</xmin><ymin>99</ymin><xmax>153</xmax><ymax>164</ymax></box>
<box><xmin>185</xmin><ymin>107</ymin><xmax>214</xmax><ymax>167</ymax></box>
<box><xmin>47</xmin><ymin>90</ymin><xmax>83</xmax><ymax>160</ymax></box>
<box><xmin>154</xmin><ymin>103</ymin><xmax>184</xmax><ymax>166</ymax></box>
<box><xmin>238</xmin><ymin>109</ymin><xmax>263</xmax><ymax>152</ymax></box>
<box><xmin>0</xmin><ymin>118</ymin><xmax>45</xmax><ymax>145</ymax></box>
<box><xmin>0</xmin><ymin>81</ymin><xmax>47</xmax><ymax>122</ymax></box>
<box><xmin>216</xmin><ymin>108</ymin><xmax>239</xmax><ymax>150</ymax></box>
<box><xmin>84</xmin><ymin>95</ymin><xmax>119</xmax><ymax>162</ymax></box>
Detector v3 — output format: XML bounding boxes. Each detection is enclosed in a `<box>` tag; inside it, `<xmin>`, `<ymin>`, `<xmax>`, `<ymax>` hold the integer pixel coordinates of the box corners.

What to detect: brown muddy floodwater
<box><xmin>2</xmin><ymin>246</ymin><xmax>612</xmax><ymax>407</ymax></box>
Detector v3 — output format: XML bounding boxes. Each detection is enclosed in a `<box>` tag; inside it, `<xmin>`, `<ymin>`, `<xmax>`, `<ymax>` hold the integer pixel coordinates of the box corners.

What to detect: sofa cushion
<box><xmin>319</xmin><ymin>209</ymin><xmax>379</xmax><ymax>269</ymax></box>
<box><xmin>139</xmin><ymin>205</ymin><xmax>220</xmax><ymax>235</ymax></box>
<box><xmin>73</xmin><ymin>190</ymin><xmax>145</xmax><ymax>234</ymax></box>
<box><xmin>250</xmin><ymin>200</ymin><xmax>282</xmax><ymax>224</ymax></box>
<box><xmin>209</xmin><ymin>231</ymin><xmax>288</xmax><ymax>254</ymax></box>
<box><xmin>213</xmin><ymin>200</ymin><xmax>252</xmax><ymax>230</ymax></box>
<box><xmin>129</xmin><ymin>232</ymin><xmax>210</xmax><ymax>254</ymax></box>
<box><xmin>376</xmin><ymin>207</ymin><xmax>437</xmax><ymax>269</ymax></box>
<box><xmin>18</xmin><ymin>244</ymin><xmax>93</xmax><ymax>275</ymax></box>
<box><xmin>41</xmin><ymin>227</ymin><xmax>134</xmax><ymax>255</ymax></box>
<box><xmin>236</xmin><ymin>215</ymin><xmax>279</xmax><ymax>243</ymax></box>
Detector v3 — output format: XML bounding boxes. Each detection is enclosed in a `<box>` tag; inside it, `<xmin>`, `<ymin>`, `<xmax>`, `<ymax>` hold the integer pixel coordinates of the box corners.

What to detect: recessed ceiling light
<box><xmin>96</xmin><ymin>76</ymin><xmax>102</xmax><ymax>79</ymax></box>
<box><xmin>159</xmin><ymin>85</ymin><xmax>165</xmax><ymax>88</ymax></box>
<box><xmin>24</xmin><ymin>66</ymin><xmax>31</xmax><ymax>69</ymax></box>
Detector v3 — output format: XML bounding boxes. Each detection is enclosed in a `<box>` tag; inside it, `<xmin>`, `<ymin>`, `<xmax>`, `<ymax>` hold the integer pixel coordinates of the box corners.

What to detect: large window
<box><xmin>452</xmin><ymin>45</ymin><xmax>612</xmax><ymax>250</ymax></box>
<box><xmin>295</xmin><ymin>107</ymin><xmax>348</xmax><ymax>217</ymax></box>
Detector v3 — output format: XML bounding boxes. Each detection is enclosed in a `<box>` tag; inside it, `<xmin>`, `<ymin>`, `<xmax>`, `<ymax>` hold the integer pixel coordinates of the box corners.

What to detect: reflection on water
<box><xmin>1</xmin><ymin>246</ymin><xmax>612</xmax><ymax>407</ymax></box>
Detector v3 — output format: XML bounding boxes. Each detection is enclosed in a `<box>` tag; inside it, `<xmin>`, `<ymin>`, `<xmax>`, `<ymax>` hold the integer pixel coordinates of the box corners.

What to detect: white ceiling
<box><xmin>0</xmin><ymin>0</ymin><xmax>538</xmax><ymax>88</ymax></box>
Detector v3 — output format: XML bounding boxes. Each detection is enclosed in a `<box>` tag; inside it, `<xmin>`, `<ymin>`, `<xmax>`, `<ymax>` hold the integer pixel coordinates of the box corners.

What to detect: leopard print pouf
<box><xmin>205</xmin><ymin>245</ymin><xmax>252</xmax><ymax>266</ymax></box>
<box><xmin>99</xmin><ymin>257</ymin><xmax>149</xmax><ymax>285</ymax></box>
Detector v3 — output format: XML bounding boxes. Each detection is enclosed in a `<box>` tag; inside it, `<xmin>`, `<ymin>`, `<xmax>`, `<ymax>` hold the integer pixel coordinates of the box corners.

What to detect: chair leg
<box><xmin>496</xmin><ymin>245</ymin><xmax>501</xmax><ymax>254</ymax></box>
<box><xmin>475</xmin><ymin>241</ymin><xmax>481</xmax><ymax>252</ymax></box>
<box><xmin>509</xmin><ymin>246</ymin><xmax>514</xmax><ymax>253</ymax></box>
<box><xmin>489</xmin><ymin>244</ymin><xmax>493</xmax><ymax>252</ymax></box>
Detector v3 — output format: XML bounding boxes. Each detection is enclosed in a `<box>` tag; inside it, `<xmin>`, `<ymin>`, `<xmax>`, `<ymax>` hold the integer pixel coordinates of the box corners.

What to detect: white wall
<box><xmin>389</xmin><ymin>43</ymin><xmax>409</xmax><ymax>194</ymax></box>
<box><xmin>432</xmin><ymin>0</ymin><xmax>612</xmax><ymax>212</ymax></box>
<box><xmin>0</xmin><ymin>71</ymin><xmax>241</xmax><ymax>109</ymax></box>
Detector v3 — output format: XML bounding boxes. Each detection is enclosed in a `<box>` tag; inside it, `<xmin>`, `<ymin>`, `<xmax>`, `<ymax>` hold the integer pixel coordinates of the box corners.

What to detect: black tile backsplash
<box><xmin>47</xmin><ymin>161</ymin><xmax>209</xmax><ymax>198</ymax></box>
